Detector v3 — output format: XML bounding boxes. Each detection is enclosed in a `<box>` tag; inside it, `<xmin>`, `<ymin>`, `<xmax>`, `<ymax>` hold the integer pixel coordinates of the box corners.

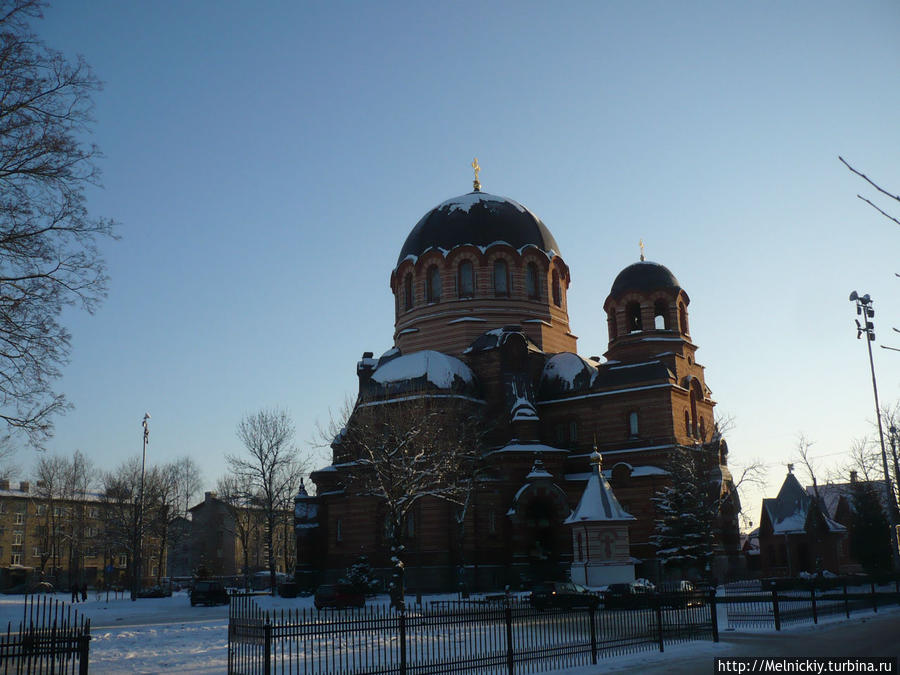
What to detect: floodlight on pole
<box><xmin>849</xmin><ymin>292</ymin><xmax>900</xmax><ymax>570</ymax></box>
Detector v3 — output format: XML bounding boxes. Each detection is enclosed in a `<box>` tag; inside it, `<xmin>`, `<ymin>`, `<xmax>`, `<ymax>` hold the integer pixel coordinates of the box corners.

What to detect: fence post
<box><xmin>78</xmin><ymin>628</ymin><xmax>91</xmax><ymax>675</ymax></box>
<box><xmin>810</xmin><ymin>586</ymin><xmax>817</xmax><ymax>624</ymax></box>
<box><xmin>772</xmin><ymin>588</ymin><xmax>781</xmax><ymax>631</ymax></box>
<box><xmin>655</xmin><ymin>594</ymin><xmax>664</xmax><ymax>652</ymax></box>
<box><xmin>263</xmin><ymin>616</ymin><xmax>272</xmax><ymax>675</ymax></box>
<box><xmin>589</xmin><ymin>606</ymin><xmax>598</xmax><ymax>664</ymax></box>
<box><xmin>504</xmin><ymin>599</ymin><xmax>515</xmax><ymax>675</ymax></box>
<box><xmin>843</xmin><ymin>583</ymin><xmax>850</xmax><ymax>619</ymax></box>
<box><xmin>709</xmin><ymin>589</ymin><xmax>719</xmax><ymax>643</ymax></box>
<box><xmin>399</xmin><ymin>605</ymin><xmax>408</xmax><ymax>675</ymax></box>
<box><xmin>871</xmin><ymin>582</ymin><xmax>878</xmax><ymax>614</ymax></box>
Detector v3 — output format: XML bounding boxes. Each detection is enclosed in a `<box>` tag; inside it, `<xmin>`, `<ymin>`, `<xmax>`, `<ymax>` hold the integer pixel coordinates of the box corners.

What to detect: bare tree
<box><xmin>842</xmin><ymin>436</ymin><xmax>882</xmax><ymax>483</ymax></box>
<box><xmin>340</xmin><ymin>397</ymin><xmax>481</xmax><ymax>607</ymax></box>
<box><xmin>226</xmin><ymin>408</ymin><xmax>306</xmax><ymax>595</ymax></box>
<box><xmin>0</xmin><ymin>1</ymin><xmax>117</xmax><ymax>446</ymax></box>
<box><xmin>147</xmin><ymin>457</ymin><xmax>201</xmax><ymax>585</ymax></box>
<box><xmin>32</xmin><ymin>454</ymin><xmax>66</xmax><ymax>577</ymax></box>
<box><xmin>840</xmin><ymin>156</ymin><xmax>900</xmax><ymax>227</ymax></box>
<box><xmin>100</xmin><ymin>457</ymin><xmax>152</xmax><ymax>594</ymax></box>
<box><xmin>216</xmin><ymin>473</ymin><xmax>264</xmax><ymax>590</ymax></box>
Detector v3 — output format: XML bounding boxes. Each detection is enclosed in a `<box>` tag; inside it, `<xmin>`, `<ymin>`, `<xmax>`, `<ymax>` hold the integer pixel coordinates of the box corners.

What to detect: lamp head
<box><xmin>849</xmin><ymin>290</ymin><xmax>859</xmax><ymax>302</ymax></box>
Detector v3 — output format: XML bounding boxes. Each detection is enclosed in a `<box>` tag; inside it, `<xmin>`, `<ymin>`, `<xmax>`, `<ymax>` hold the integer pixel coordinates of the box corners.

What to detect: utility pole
<box><xmin>850</xmin><ymin>291</ymin><xmax>900</xmax><ymax>570</ymax></box>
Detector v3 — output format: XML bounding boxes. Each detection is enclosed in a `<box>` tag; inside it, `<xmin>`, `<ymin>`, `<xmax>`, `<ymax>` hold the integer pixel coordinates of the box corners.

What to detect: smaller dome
<box><xmin>609</xmin><ymin>261</ymin><xmax>681</xmax><ymax>299</ymax></box>
<box><xmin>538</xmin><ymin>352</ymin><xmax>597</xmax><ymax>399</ymax></box>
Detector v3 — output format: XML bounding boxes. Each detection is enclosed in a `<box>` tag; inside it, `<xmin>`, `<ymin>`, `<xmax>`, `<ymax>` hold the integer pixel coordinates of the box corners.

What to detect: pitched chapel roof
<box><xmin>564</xmin><ymin>452</ymin><xmax>635</xmax><ymax>524</ymax></box>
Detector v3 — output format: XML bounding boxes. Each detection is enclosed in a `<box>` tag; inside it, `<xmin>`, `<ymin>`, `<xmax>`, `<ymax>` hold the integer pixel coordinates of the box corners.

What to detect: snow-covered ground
<box><xmin>0</xmin><ymin>591</ymin><xmax>897</xmax><ymax>674</ymax></box>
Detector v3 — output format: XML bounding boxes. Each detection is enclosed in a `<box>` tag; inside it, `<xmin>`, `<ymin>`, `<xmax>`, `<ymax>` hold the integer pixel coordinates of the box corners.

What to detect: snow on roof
<box><xmin>540</xmin><ymin>352</ymin><xmax>597</xmax><ymax>395</ymax></box>
<box><xmin>564</xmin><ymin>465</ymin><xmax>669</xmax><ymax>482</ymax></box>
<box><xmin>371</xmin><ymin>350</ymin><xmax>476</xmax><ymax>390</ymax></box>
<box><xmin>564</xmin><ymin>454</ymin><xmax>635</xmax><ymax>524</ymax></box>
<box><xmin>608</xmin><ymin>360</ymin><xmax>660</xmax><ymax>370</ymax></box>
<box><xmin>485</xmin><ymin>442</ymin><xmax>567</xmax><ymax>457</ymax></box>
<box><xmin>435</xmin><ymin>191</ymin><xmax>528</xmax><ymax>215</ymax></box>
<box><xmin>448</xmin><ymin>317</ymin><xmax>487</xmax><ymax>324</ymax></box>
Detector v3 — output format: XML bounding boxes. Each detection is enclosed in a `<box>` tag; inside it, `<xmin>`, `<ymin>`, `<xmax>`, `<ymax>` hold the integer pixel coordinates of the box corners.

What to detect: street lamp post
<box><xmin>850</xmin><ymin>291</ymin><xmax>900</xmax><ymax>570</ymax></box>
<box><xmin>133</xmin><ymin>412</ymin><xmax>150</xmax><ymax>601</ymax></box>
<box><xmin>890</xmin><ymin>426</ymin><xmax>900</xmax><ymax>511</ymax></box>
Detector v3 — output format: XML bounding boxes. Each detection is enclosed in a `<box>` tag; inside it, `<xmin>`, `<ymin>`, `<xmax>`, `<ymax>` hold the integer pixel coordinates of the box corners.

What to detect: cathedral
<box><xmin>296</xmin><ymin>166</ymin><xmax>741</xmax><ymax>590</ymax></box>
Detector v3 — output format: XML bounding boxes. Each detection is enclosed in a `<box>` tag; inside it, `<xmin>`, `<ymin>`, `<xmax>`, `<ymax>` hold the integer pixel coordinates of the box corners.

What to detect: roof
<box><xmin>397</xmin><ymin>191</ymin><xmax>560</xmax><ymax>266</ymax></box>
<box><xmin>763</xmin><ymin>472</ymin><xmax>846</xmax><ymax>535</ymax></box>
<box><xmin>361</xmin><ymin>350</ymin><xmax>479</xmax><ymax>399</ymax></box>
<box><xmin>564</xmin><ymin>453</ymin><xmax>635</xmax><ymax>524</ymax></box>
<box><xmin>609</xmin><ymin>261</ymin><xmax>681</xmax><ymax>299</ymax></box>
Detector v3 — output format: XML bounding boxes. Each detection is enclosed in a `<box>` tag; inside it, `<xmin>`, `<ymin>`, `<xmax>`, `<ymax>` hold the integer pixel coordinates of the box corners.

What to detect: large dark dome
<box><xmin>609</xmin><ymin>261</ymin><xmax>681</xmax><ymax>298</ymax></box>
<box><xmin>397</xmin><ymin>191</ymin><xmax>560</xmax><ymax>266</ymax></box>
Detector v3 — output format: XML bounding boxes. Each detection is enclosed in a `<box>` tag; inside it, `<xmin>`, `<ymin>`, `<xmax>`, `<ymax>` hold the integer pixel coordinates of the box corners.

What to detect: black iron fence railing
<box><xmin>228</xmin><ymin>591</ymin><xmax>715</xmax><ymax>675</ymax></box>
<box><xmin>722</xmin><ymin>577</ymin><xmax>900</xmax><ymax>630</ymax></box>
<box><xmin>0</xmin><ymin>594</ymin><xmax>91</xmax><ymax>674</ymax></box>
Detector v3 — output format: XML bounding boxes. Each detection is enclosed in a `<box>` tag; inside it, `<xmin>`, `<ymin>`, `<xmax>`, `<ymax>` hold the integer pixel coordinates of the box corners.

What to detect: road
<box><xmin>612</xmin><ymin>610</ymin><xmax>900</xmax><ymax>674</ymax></box>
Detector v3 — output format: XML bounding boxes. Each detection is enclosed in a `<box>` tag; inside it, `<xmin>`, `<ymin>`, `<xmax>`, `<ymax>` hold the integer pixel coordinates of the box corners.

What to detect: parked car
<box><xmin>603</xmin><ymin>581</ymin><xmax>654</xmax><ymax>609</ymax></box>
<box><xmin>314</xmin><ymin>584</ymin><xmax>365</xmax><ymax>610</ymax></box>
<box><xmin>529</xmin><ymin>582</ymin><xmax>600</xmax><ymax>610</ymax></box>
<box><xmin>657</xmin><ymin>580</ymin><xmax>703</xmax><ymax>608</ymax></box>
<box><xmin>190</xmin><ymin>580</ymin><xmax>229</xmax><ymax>606</ymax></box>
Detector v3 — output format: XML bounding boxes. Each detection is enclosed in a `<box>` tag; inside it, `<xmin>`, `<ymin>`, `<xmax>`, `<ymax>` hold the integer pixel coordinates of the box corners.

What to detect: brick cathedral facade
<box><xmin>296</xmin><ymin>182</ymin><xmax>741</xmax><ymax>590</ymax></box>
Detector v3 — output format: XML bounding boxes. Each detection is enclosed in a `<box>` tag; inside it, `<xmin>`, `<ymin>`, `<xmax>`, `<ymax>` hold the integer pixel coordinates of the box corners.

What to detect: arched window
<box><xmin>404</xmin><ymin>274</ymin><xmax>414</xmax><ymax>310</ymax></box>
<box><xmin>552</xmin><ymin>270</ymin><xmax>561</xmax><ymax>306</ymax></box>
<box><xmin>684</xmin><ymin>410</ymin><xmax>691</xmax><ymax>437</ymax></box>
<box><xmin>679</xmin><ymin>301</ymin><xmax>689</xmax><ymax>334</ymax></box>
<box><xmin>654</xmin><ymin>299</ymin><xmax>668</xmax><ymax>330</ymax></box>
<box><xmin>493</xmin><ymin>259</ymin><xmax>509</xmax><ymax>296</ymax></box>
<box><xmin>426</xmin><ymin>265</ymin><xmax>441</xmax><ymax>303</ymax></box>
<box><xmin>628</xmin><ymin>411</ymin><xmax>639</xmax><ymax>437</ymax></box>
<box><xmin>690</xmin><ymin>390</ymin><xmax>698</xmax><ymax>437</ymax></box>
<box><xmin>458</xmin><ymin>260</ymin><xmax>474</xmax><ymax>298</ymax></box>
<box><xmin>626</xmin><ymin>301</ymin><xmax>642</xmax><ymax>332</ymax></box>
<box><xmin>526</xmin><ymin>262</ymin><xmax>539</xmax><ymax>299</ymax></box>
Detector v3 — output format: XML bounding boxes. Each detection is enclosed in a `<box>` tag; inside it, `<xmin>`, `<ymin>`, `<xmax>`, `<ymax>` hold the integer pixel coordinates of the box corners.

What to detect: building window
<box><xmin>14</xmin><ymin>513</ymin><xmax>23</xmax><ymax>524</ymax></box>
<box><xmin>654</xmin><ymin>299</ymin><xmax>668</xmax><ymax>330</ymax></box>
<box><xmin>628</xmin><ymin>411</ymin><xmax>639</xmax><ymax>438</ymax></box>
<box><xmin>526</xmin><ymin>263</ymin><xmax>539</xmax><ymax>299</ymax></box>
<box><xmin>576</xmin><ymin>532</ymin><xmax>583</xmax><ymax>561</ymax></box>
<box><xmin>404</xmin><ymin>274</ymin><xmax>414</xmax><ymax>311</ymax></box>
<box><xmin>336</xmin><ymin>518</ymin><xmax>343</xmax><ymax>543</ymax></box>
<box><xmin>690</xmin><ymin>391</ymin><xmax>698</xmax><ymax>437</ymax></box>
<box><xmin>458</xmin><ymin>260</ymin><xmax>474</xmax><ymax>298</ymax></box>
<box><xmin>118</xmin><ymin>553</ymin><xmax>127</xmax><ymax>567</ymax></box>
<box><xmin>552</xmin><ymin>271</ymin><xmax>561</xmax><ymax>306</ymax></box>
<box><xmin>32</xmin><ymin>547</ymin><xmax>40</xmax><ymax>558</ymax></box>
<box><xmin>684</xmin><ymin>411</ymin><xmax>691</xmax><ymax>437</ymax></box>
<box><xmin>493</xmin><ymin>260</ymin><xmax>509</xmax><ymax>296</ymax></box>
<box><xmin>426</xmin><ymin>265</ymin><xmax>441</xmax><ymax>303</ymax></box>
<box><xmin>13</xmin><ymin>531</ymin><xmax>22</xmax><ymax>545</ymax></box>
<box><xmin>36</xmin><ymin>505</ymin><xmax>46</xmax><ymax>516</ymax></box>
<box><xmin>11</xmin><ymin>553</ymin><xmax>20</xmax><ymax>565</ymax></box>
<box><xmin>626</xmin><ymin>301</ymin><xmax>642</xmax><ymax>332</ymax></box>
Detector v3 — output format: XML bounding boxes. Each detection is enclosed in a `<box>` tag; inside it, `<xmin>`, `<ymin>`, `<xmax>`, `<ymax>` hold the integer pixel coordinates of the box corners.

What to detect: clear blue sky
<box><xmin>16</xmin><ymin>1</ymin><xmax>900</xmax><ymax>526</ymax></box>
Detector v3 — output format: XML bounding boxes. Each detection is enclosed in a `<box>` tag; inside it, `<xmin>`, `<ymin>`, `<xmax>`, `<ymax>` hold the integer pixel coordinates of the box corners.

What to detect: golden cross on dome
<box><xmin>639</xmin><ymin>239</ymin><xmax>645</xmax><ymax>261</ymax></box>
<box><xmin>472</xmin><ymin>157</ymin><xmax>481</xmax><ymax>192</ymax></box>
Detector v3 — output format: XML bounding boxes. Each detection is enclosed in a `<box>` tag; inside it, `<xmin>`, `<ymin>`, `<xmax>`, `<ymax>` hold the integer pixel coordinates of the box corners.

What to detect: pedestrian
<box><xmin>81</xmin><ymin>584</ymin><xmax>87</xmax><ymax>602</ymax></box>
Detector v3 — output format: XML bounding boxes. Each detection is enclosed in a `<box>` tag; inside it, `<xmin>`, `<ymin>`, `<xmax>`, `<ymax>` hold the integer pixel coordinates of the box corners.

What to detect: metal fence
<box><xmin>723</xmin><ymin>578</ymin><xmax>900</xmax><ymax>630</ymax></box>
<box><xmin>228</xmin><ymin>592</ymin><xmax>715</xmax><ymax>675</ymax></box>
<box><xmin>0</xmin><ymin>594</ymin><xmax>91</xmax><ymax>674</ymax></box>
